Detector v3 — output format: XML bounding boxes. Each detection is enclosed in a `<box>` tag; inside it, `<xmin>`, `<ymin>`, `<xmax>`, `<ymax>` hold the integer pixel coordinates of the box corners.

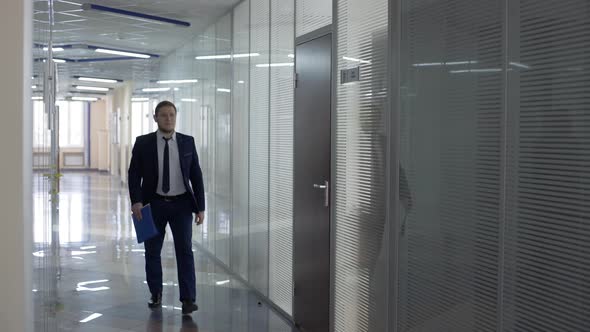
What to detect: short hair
<box><xmin>154</xmin><ymin>100</ymin><xmax>177</xmax><ymax>116</ymax></box>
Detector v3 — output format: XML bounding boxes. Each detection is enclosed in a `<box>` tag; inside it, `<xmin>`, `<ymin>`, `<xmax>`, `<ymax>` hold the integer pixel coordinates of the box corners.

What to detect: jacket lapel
<box><xmin>151</xmin><ymin>132</ymin><xmax>159</xmax><ymax>181</ymax></box>
<box><xmin>176</xmin><ymin>133</ymin><xmax>187</xmax><ymax>178</ymax></box>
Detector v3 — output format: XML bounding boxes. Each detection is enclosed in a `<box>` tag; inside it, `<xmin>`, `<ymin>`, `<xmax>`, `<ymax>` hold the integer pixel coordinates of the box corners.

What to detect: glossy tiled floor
<box><xmin>33</xmin><ymin>172</ymin><xmax>295</xmax><ymax>332</ymax></box>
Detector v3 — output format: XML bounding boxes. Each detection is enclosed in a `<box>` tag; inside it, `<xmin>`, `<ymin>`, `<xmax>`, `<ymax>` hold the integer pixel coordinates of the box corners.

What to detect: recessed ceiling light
<box><xmin>95</xmin><ymin>48</ymin><xmax>151</xmax><ymax>59</ymax></box>
<box><xmin>181</xmin><ymin>98</ymin><xmax>197</xmax><ymax>102</ymax></box>
<box><xmin>142</xmin><ymin>87</ymin><xmax>170</xmax><ymax>92</ymax></box>
<box><xmin>195</xmin><ymin>53</ymin><xmax>259</xmax><ymax>60</ymax></box>
<box><xmin>43</xmin><ymin>47</ymin><xmax>65</xmax><ymax>52</ymax></box>
<box><xmin>131</xmin><ymin>97</ymin><xmax>149</xmax><ymax>102</ymax></box>
<box><xmin>72</xmin><ymin>97</ymin><xmax>99</xmax><ymax>101</ymax></box>
<box><xmin>76</xmin><ymin>86</ymin><xmax>109</xmax><ymax>92</ymax></box>
<box><xmin>217</xmin><ymin>88</ymin><xmax>231</xmax><ymax>93</ymax></box>
<box><xmin>78</xmin><ymin>77</ymin><xmax>118</xmax><ymax>83</ymax></box>
<box><xmin>157</xmin><ymin>79</ymin><xmax>198</xmax><ymax>84</ymax></box>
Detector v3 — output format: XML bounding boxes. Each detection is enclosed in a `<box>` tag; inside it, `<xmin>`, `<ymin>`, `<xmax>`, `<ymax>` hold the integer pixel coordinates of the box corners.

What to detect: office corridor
<box><xmin>32</xmin><ymin>172</ymin><xmax>294</xmax><ymax>332</ymax></box>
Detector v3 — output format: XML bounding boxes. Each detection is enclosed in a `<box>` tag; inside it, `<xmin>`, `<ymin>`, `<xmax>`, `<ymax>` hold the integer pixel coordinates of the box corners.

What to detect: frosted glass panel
<box><xmin>248</xmin><ymin>0</ymin><xmax>271</xmax><ymax>296</ymax></box>
<box><xmin>296</xmin><ymin>0</ymin><xmax>332</xmax><ymax>37</ymax></box>
<box><xmin>231</xmin><ymin>0</ymin><xmax>251</xmax><ymax>282</ymax></box>
<box><xmin>334</xmin><ymin>0</ymin><xmax>389</xmax><ymax>330</ymax></box>
<box><xmin>269</xmin><ymin>0</ymin><xmax>294</xmax><ymax>315</ymax></box>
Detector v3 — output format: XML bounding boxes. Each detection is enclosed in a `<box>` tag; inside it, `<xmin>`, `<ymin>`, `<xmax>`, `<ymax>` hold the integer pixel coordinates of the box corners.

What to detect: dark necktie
<box><xmin>162</xmin><ymin>137</ymin><xmax>171</xmax><ymax>194</ymax></box>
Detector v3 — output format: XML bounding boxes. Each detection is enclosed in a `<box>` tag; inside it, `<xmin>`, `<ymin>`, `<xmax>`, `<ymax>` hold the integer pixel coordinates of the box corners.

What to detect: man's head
<box><xmin>153</xmin><ymin>101</ymin><xmax>177</xmax><ymax>134</ymax></box>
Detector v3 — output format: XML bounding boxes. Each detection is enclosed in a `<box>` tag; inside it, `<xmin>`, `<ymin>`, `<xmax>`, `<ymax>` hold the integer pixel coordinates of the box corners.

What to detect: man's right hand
<box><xmin>132</xmin><ymin>203</ymin><xmax>144</xmax><ymax>220</ymax></box>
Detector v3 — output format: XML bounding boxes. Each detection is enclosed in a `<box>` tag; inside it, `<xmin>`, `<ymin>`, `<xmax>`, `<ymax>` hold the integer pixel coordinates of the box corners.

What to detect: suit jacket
<box><xmin>128</xmin><ymin>131</ymin><xmax>205</xmax><ymax>213</ymax></box>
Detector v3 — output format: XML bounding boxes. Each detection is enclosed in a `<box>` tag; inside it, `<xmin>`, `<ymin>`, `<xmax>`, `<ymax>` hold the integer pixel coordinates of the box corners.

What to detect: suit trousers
<box><xmin>144</xmin><ymin>195</ymin><xmax>196</xmax><ymax>302</ymax></box>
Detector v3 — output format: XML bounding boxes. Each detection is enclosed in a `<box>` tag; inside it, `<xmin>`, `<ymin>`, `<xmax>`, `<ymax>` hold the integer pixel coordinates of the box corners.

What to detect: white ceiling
<box><xmin>33</xmin><ymin>0</ymin><xmax>240</xmax><ymax>98</ymax></box>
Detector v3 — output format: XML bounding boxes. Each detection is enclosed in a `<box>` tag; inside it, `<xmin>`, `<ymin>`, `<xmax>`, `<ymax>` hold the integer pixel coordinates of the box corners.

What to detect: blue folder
<box><xmin>132</xmin><ymin>204</ymin><xmax>158</xmax><ymax>243</ymax></box>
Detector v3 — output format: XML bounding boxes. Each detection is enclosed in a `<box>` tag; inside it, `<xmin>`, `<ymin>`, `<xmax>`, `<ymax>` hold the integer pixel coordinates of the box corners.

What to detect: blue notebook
<box><xmin>132</xmin><ymin>204</ymin><xmax>158</xmax><ymax>243</ymax></box>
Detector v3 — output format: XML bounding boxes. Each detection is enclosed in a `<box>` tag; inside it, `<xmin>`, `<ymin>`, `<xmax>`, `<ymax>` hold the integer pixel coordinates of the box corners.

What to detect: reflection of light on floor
<box><xmin>71</xmin><ymin>250</ymin><xmax>96</xmax><ymax>256</ymax></box>
<box><xmin>76</xmin><ymin>279</ymin><xmax>110</xmax><ymax>292</ymax></box>
<box><xmin>79</xmin><ymin>313</ymin><xmax>102</xmax><ymax>323</ymax></box>
<box><xmin>72</xmin><ymin>257</ymin><xmax>84</xmax><ymax>260</ymax></box>
<box><xmin>162</xmin><ymin>305</ymin><xmax>183</xmax><ymax>311</ymax></box>
<box><xmin>216</xmin><ymin>280</ymin><xmax>230</xmax><ymax>286</ymax></box>
<box><xmin>33</xmin><ymin>191</ymin><xmax>87</xmax><ymax>244</ymax></box>
<box><xmin>80</xmin><ymin>245</ymin><xmax>96</xmax><ymax>250</ymax></box>
<box><xmin>33</xmin><ymin>250</ymin><xmax>45</xmax><ymax>257</ymax></box>
<box><xmin>143</xmin><ymin>281</ymin><xmax>178</xmax><ymax>286</ymax></box>
<box><xmin>32</xmin><ymin>289</ymin><xmax>38</xmax><ymax>292</ymax></box>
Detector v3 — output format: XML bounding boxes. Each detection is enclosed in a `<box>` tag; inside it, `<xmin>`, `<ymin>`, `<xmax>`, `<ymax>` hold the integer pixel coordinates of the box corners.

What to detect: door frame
<box><xmin>293</xmin><ymin>23</ymin><xmax>335</xmax><ymax>331</ymax></box>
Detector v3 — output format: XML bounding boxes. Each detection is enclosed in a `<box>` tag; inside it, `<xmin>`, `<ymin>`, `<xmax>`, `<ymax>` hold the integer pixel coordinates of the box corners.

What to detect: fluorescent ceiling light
<box><xmin>237</xmin><ymin>80</ymin><xmax>245</xmax><ymax>84</ymax></box>
<box><xmin>173</xmin><ymin>88</ymin><xmax>179</xmax><ymax>91</ymax></box>
<box><xmin>413</xmin><ymin>61</ymin><xmax>478</xmax><ymax>67</ymax></box>
<box><xmin>217</xmin><ymin>88</ymin><xmax>231</xmax><ymax>93</ymax></box>
<box><xmin>216</xmin><ymin>280</ymin><xmax>231</xmax><ymax>285</ymax></box>
<box><xmin>196</xmin><ymin>54</ymin><xmax>231</xmax><ymax>60</ymax></box>
<box><xmin>450</xmin><ymin>68</ymin><xmax>502</xmax><ymax>74</ymax></box>
<box><xmin>233</xmin><ymin>53</ymin><xmax>260</xmax><ymax>58</ymax></box>
<box><xmin>256</xmin><ymin>63</ymin><xmax>294</xmax><ymax>68</ymax></box>
<box><xmin>413</xmin><ymin>62</ymin><xmax>443</xmax><ymax>67</ymax></box>
<box><xmin>142</xmin><ymin>87</ymin><xmax>170</xmax><ymax>92</ymax></box>
<box><xmin>195</xmin><ymin>53</ymin><xmax>259</xmax><ymax>60</ymax></box>
<box><xmin>79</xmin><ymin>313</ymin><xmax>103</xmax><ymax>323</ymax></box>
<box><xmin>288</xmin><ymin>54</ymin><xmax>295</xmax><ymax>58</ymax></box>
<box><xmin>157</xmin><ymin>79</ymin><xmax>198</xmax><ymax>84</ymax></box>
<box><xmin>510</xmin><ymin>62</ymin><xmax>530</xmax><ymax>69</ymax></box>
<box><xmin>32</xmin><ymin>85</ymin><xmax>37</xmax><ymax>89</ymax></box>
<box><xmin>57</xmin><ymin>0</ymin><xmax>82</xmax><ymax>6</ymax></box>
<box><xmin>76</xmin><ymin>86</ymin><xmax>109</xmax><ymax>92</ymax></box>
<box><xmin>343</xmin><ymin>56</ymin><xmax>371</xmax><ymax>64</ymax></box>
<box><xmin>31</xmin><ymin>96</ymin><xmax>43</xmax><ymax>100</ymax></box>
<box><xmin>80</xmin><ymin>245</ymin><xmax>96</xmax><ymax>250</ymax></box>
<box><xmin>53</xmin><ymin>58</ymin><xmax>66</xmax><ymax>63</ymax></box>
<box><xmin>43</xmin><ymin>47</ymin><xmax>64</xmax><ymax>52</ymax></box>
<box><xmin>72</xmin><ymin>97</ymin><xmax>98</xmax><ymax>101</ymax></box>
<box><xmin>78</xmin><ymin>77</ymin><xmax>118</xmax><ymax>83</ymax></box>
<box><xmin>132</xmin><ymin>97</ymin><xmax>149</xmax><ymax>102</ymax></box>
<box><xmin>95</xmin><ymin>48</ymin><xmax>150</xmax><ymax>59</ymax></box>
<box><xmin>181</xmin><ymin>98</ymin><xmax>197</xmax><ymax>102</ymax></box>
<box><xmin>445</xmin><ymin>61</ymin><xmax>478</xmax><ymax>65</ymax></box>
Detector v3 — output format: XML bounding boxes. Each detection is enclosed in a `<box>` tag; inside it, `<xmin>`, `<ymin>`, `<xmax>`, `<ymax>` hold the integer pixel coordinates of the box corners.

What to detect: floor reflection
<box><xmin>33</xmin><ymin>172</ymin><xmax>295</xmax><ymax>332</ymax></box>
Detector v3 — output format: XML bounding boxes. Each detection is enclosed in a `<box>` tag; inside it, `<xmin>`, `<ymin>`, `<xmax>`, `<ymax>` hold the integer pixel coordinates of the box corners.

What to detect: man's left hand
<box><xmin>195</xmin><ymin>211</ymin><xmax>205</xmax><ymax>225</ymax></box>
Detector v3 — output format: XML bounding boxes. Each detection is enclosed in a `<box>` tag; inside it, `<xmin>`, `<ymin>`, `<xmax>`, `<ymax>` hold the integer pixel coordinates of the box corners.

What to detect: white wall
<box><xmin>90</xmin><ymin>100</ymin><xmax>110</xmax><ymax>170</ymax></box>
<box><xmin>109</xmin><ymin>82</ymin><xmax>133</xmax><ymax>182</ymax></box>
<box><xmin>0</xmin><ymin>0</ymin><xmax>33</xmax><ymax>330</ymax></box>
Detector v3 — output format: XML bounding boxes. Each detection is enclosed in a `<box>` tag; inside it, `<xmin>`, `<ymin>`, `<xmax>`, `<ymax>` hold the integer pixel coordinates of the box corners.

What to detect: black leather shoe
<box><xmin>181</xmin><ymin>301</ymin><xmax>198</xmax><ymax>315</ymax></box>
<box><xmin>148</xmin><ymin>293</ymin><xmax>162</xmax><ymax>309</ymax></box>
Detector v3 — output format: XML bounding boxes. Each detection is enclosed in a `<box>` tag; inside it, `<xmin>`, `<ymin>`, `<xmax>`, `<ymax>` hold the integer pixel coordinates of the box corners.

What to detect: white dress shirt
<box><xmin>156</xmin><ymin>130</ymin><xmax>186</xmax><ymax>196</ymax></box>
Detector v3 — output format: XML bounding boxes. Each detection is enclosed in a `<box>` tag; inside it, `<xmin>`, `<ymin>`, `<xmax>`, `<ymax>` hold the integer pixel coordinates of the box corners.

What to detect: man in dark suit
<box><xmin>128</xmin><ymin>100</ymin><xmax>205</xmax><ymax>315</ymax></box>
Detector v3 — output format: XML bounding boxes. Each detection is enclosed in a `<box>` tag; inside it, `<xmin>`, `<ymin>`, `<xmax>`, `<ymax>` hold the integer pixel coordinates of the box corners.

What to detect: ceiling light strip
<box><xmin>82</xmin><ymin>4</ymin><xmax>190</xmax><ymax>27</ymax></box>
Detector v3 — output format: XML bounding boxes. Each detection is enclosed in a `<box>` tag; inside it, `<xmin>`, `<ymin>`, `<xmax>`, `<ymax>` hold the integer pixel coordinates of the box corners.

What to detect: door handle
<box><xmin>313</xmin><ymin>180</ymin><xmax>329</xmax><ymax>207</ymax></box>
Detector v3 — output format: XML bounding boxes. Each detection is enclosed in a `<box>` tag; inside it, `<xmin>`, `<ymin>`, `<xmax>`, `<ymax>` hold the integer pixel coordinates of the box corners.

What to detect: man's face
<box><xmin>154</xmin><ymin>105</ymin><xmax>176</xmax><ymax>133</ymax></box>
